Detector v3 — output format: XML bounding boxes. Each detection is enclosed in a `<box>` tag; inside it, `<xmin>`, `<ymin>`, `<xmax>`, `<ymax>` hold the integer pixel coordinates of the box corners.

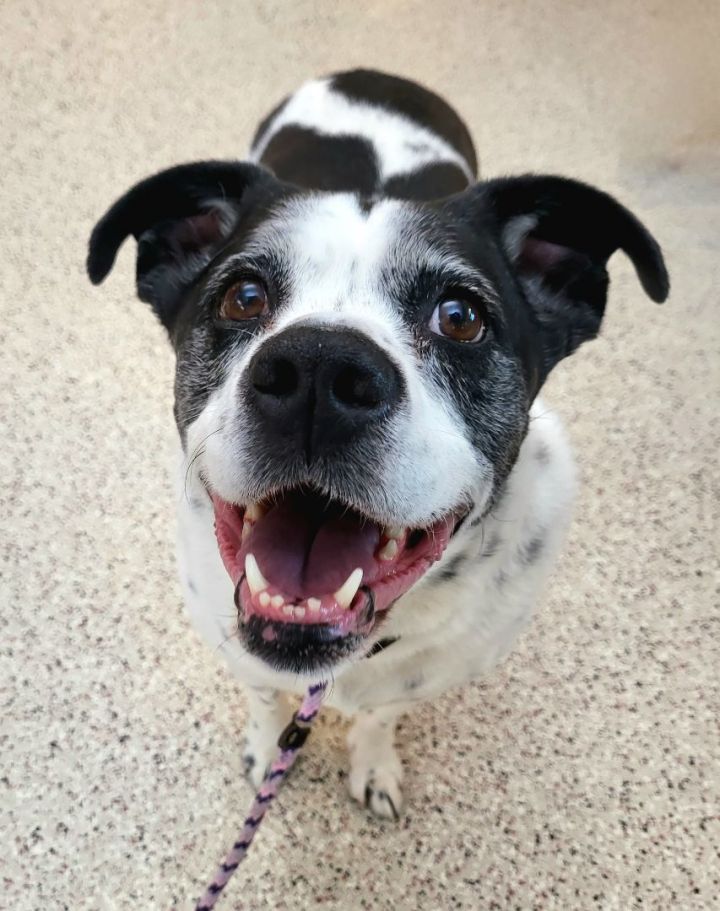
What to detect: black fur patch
<box><xmin>384</xmin><ymin>162</ymin><xmax>470</xmax><ymax>201</ymax></box>
<box><xmin>436</xmin><ymin>552</ymin><xmax>467</xmax><ymax>583</ymax></box>
<box><xmin>259</xmin><ymin>126</ymin><xmax>379</xmax><ymax>196</ymax></box>
<box><xmin>519</xmin><ymin>534</ymin><xmax>545</xmax><ymax>564</ymax></box>
<box><xmin>404</xmin><ymin>672</ymin><xmax>424</xmax><ymax>692</ymax></box>
<box><xmin>494</xmin><ymin>569</ymin><xmax>509</xmax><ymax>588</ymax></box>
<box><xmin>171</xmin><ymin>225</ymin><xmax>298</xmax><ymax>435</ymax></box>
<box><xmin>331</xmin><ymin>69</ymin><xmax>478</xmax><ymax>175</ymax></box>
<box><xmin>480</xmin><ymin>532</ymin><xmax>502</xmax><ymax>558</ymax></box>
<box><xmin>535</xmin><ymin>443</ymin><xmax>551</xmax><ymax>465</ymax></box>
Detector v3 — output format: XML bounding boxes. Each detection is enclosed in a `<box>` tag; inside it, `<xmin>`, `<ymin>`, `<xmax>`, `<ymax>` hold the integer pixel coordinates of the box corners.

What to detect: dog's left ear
<box><xmin>450</xmin><ymin>175</ymin><xmax>669</xmax><ymax>378</ymax></box>
<box><xmin>87</xmin><ymin>161</ymin><xmax>281</xmax><ymax>330</ymax></box>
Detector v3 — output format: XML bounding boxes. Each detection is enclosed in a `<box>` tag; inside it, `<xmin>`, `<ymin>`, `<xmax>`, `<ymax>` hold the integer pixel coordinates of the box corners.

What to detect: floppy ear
<box><xmin>87</xmin><ymin>161</ymin><xmax>280</xmax><ymax>329</ymax></box>
<box><xmin>455</xmin><ymin>175</ymin><xmax>669</xmax><ymax>377</ymax></box>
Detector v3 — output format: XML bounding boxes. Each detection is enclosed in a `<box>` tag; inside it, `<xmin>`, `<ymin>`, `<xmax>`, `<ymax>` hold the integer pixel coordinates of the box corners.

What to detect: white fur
<box><xmin>249</xmin><ymin>78</ymin><xmax>475</xmax><ymax>184</ymax></box>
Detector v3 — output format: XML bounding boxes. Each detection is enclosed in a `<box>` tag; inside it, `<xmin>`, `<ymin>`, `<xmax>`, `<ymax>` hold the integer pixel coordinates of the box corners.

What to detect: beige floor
<box><xmin>2</xmin><ymin>1</ymin><xmax>719</xmax><ymax>908</ymax></box>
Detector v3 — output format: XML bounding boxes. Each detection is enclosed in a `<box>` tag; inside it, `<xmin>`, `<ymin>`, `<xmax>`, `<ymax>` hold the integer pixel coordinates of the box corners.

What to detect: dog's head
<box><xmin>88</xmin><ymin>161</ymin><xmax>668</xmax><ymax>673</ymax></box>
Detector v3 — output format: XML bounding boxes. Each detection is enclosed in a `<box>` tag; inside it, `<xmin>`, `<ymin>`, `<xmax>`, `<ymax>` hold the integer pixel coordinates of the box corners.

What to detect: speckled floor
<box><xmin>2</xmin><ymin>1</ymin><xmax>719</xmax><ymax>908</ymax></box>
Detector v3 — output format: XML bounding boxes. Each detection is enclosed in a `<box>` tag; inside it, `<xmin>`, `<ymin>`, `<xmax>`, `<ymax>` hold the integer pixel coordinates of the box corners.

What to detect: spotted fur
<box><xmin>87</xmin><ymin>69</ymin><xmax>668</xmax><ymax>819</ymax></box>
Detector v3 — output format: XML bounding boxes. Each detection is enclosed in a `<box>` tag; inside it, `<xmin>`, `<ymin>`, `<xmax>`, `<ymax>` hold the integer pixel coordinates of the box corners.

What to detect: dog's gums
<box><xmin>212</xmin><ymin>489</ymin><xmax>457</xmax><ymax>638</ymax></box>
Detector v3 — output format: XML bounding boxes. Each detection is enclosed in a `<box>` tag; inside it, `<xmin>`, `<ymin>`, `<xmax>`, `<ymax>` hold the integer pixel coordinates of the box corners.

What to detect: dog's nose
<box><xmin>247</xmin><ymin>326</ymin><xmax>403</xmax><ymax>456</ymax></box>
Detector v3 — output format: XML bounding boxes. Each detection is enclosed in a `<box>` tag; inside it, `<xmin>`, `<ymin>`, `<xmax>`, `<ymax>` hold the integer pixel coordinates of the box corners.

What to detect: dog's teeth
<box><xmin>385</xmin><ymin>526</ymin><xmax>405</xmax><ymax>540</ymax></box>
<box><xmin>245</xmin><ymin>502</ymin><xmax>265</xmax><ymax>523</ymax></box>
<box><xmin>258</xmin><ymin>591</ymin><xmax>271</xmax><ymax>607</ymax></box>
<box><xmin>334</xmin><ymin>568</ymin><xmax>363</xmax><ymax>610</ymax></box>
<box><xmin>271</xmin><ymin>594</ymin><xmax>284</xmax><ymax>609</ymax></box>
<box><xmin>282</xmin><ymin>604</ymin><xmax>294</xmax><ymax>617</ymax></box>
<box><xmin>294</xmin><ymin>606</ymin><xmax>306</xmax><ymax>619</ymax></box>
<box><xmin>245</xmin><ymin>554</ymin><xmax>269</xmax><ymax>595</ymax></box>
<box><xmin>241</xmin><ymin>522</ymin><xmax>252</xmax><ymax>542</ymax></box>
<box><xmin>307</xmin><ymin>597</ymin><xmax>321</xmax><ymax>613</ymax></box>
<box><xmin>379</xmin><ymin>539</ymin><xmax>399</xmax><ymax>562</ymax></box>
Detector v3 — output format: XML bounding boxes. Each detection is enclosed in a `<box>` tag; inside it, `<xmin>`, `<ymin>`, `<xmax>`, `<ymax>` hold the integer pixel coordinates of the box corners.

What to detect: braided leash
<box><xmin>194</xmin><ymin>681</ymin><xmax>327</xmax><ymax>910</ymax></box>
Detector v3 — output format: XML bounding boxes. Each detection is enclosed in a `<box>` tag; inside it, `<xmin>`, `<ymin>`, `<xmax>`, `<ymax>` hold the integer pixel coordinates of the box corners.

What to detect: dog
<box><xmin>87</xmin><ymin>69</ymin><xmax>668</xmax><ymax>819</ymax></box>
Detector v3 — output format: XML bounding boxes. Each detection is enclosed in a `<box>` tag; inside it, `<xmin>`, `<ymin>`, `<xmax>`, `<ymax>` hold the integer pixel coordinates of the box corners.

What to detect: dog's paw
<box><xmin>348</xmin><ymin>742</ymin><xmax>403</xmax><ymax>821</ymax></box>
<box><xmin>242</xmin><ymin>725</ymin><xmax>279</xmax><ymax>788</ymax></box>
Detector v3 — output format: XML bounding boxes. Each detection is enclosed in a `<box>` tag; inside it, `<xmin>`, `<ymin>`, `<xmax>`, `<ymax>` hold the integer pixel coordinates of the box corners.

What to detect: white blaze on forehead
<box><xmin>243</xmin><ymin>194</ymin><xmax>417</xmax><ymax>343</ymax></box>
<box><xmin>274</xmin><ymin>194</ymin><xmax>398</xmax><ymax>275</ymax></box>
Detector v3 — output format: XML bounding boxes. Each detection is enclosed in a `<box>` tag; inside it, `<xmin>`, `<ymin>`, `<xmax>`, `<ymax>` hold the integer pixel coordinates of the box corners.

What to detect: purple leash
<box><xmin>194</xmin><ymin>681</ymin><xmax>327</xmax><ymax>910</ymax></box>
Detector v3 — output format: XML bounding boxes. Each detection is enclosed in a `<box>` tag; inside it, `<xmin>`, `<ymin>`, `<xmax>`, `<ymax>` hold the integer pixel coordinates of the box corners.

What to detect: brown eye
<box><xmin>219</xmin><ymin>279</ymin><xmax>269</xmax><ymax>321</ymax></box>
<box><xmin>429</xmin><ymin>297</ymin><xmax>486</xmax><ymax>343</ymax></box>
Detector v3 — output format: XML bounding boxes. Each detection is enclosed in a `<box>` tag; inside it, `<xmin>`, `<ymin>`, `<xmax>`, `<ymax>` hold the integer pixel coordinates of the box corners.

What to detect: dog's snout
<box><xmin>247</xmin><ymin>326</ymin><xmax>402</xmax><ymax>455</ymax></box>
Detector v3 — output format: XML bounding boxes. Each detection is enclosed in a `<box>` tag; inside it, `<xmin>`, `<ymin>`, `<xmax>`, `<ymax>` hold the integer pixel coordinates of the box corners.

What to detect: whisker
<box><xmin>212</xmin><ymin>624</ymin><xmax>253</xmax><ymax>660</ymax></box>
<box><xmin>183</xmin><ymin>428</ymin><xmax>222</xmax><ymax>503</ymax></box>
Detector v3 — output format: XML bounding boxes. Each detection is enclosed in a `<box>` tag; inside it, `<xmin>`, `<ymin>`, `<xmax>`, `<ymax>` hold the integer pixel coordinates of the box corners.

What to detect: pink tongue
<box><xmin>247</xmin><ymin>497</ymin><xmax>381</xmax><ymax>598</ymax></box>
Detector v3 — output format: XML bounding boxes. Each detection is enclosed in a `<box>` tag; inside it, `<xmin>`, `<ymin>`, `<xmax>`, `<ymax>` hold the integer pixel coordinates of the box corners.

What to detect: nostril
<box><xmin>332</xmin><ymin>366</ymin><xmax>382</xmax><ymax>409</ymax></box>
<box><xmin>252</xmin><ymin>356</ymin><xmax>299</xmax><ymax>398</ymax></box>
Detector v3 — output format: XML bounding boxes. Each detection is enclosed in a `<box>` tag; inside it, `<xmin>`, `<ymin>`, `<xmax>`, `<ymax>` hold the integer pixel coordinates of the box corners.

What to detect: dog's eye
<box><xmin>429</xmin><ymin>297</ymin><xmax>486</xmax><ymax>343</ymax></box>
<box><xmin>219</xmin><ymin>279</ymin><xmax>269</xmax><ymax>321</ymax></box>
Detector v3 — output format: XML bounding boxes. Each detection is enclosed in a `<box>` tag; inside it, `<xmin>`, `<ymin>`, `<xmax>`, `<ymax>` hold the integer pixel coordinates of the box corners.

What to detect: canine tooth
<box><xmin>245</xmin><ymin>554</ymin><xmax>269</xmax><ymax>595</ymax></box>
<box><xmin>241</xmin><ymin>522</ymin><xmax>252</xmax><ymax>542</ymax></box>
<box><xmin>282</xmin><ymin>604</ymin><xmax>294</xmax><ymax>616</ymax></box>
<box><xmin>379</xmin><ymin>539</ymin><xmax>399</xmax><ymax>562</ymax></box>
<box><xmin>245</xmin><ymin>502</ymin><xmax>265</xmax><ymax>523</ymax></box>
<box><xmin>385</xmin><ymin>525</ymin><xmax>404</xmax><ymax>540</ymax></box>
<box><xmin>334</xmin><ymin>568</ymin><xmax>363</xmax><ymax>610</ymax></box>
<box><xmin>307</xmin><ymin>597</ymin><xmax>321</xmax><ymax>613</ymax></box>
<box><xmin>271</xmin><ymin>594</ymin><xmax>284</xmax><ymax>609</ymax></box>
<box><xmin>258</xmin><ymin>591</ymin><xmax>271</xmax><ymax>607</ymax></box>
<box><xmin>294</xmin><ymin>606</ymin><xmax>306</xmax><ymax>619</ymax></box>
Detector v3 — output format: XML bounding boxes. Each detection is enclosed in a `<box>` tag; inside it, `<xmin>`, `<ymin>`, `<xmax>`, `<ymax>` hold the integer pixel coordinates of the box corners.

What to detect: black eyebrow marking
<box><xmin>198</xmin><ymin>250</ymin><xmax>293</xmax><ymax>316</ymax></box>
<box><xmin>201</xmin><ymin>254</ymin><xmax>269</xmax><ymax>301</ymax></box>
<box><xmin>385</xmin><ymin>259</ymin><xmax>503</xmax><ymax>323</ymax></box>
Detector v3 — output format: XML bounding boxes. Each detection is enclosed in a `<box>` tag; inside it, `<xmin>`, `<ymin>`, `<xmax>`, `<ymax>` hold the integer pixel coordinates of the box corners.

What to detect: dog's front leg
<box><xmin>347</xmin><ymin>703</ymin><xmax>409</xmax><ymax>821</ymax></box>
<box><xmin>242</xmin><ymin>686</ymin><xmax>293</xmax><ymax>787</ymax></box>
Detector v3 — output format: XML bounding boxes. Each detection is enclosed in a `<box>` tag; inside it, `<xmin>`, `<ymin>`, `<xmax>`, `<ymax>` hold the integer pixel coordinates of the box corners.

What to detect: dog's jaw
<box><xmin>211</xmin><ymin>488</ymin><xmax>461</xmax><ymax>672</ymax></box>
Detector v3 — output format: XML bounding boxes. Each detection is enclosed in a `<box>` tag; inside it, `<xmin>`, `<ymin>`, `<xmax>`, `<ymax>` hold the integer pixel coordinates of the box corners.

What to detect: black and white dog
<box><xmin>88</xmin><ymin>70</ymin><xmax>668</xmax><ymax>819</ymax></box>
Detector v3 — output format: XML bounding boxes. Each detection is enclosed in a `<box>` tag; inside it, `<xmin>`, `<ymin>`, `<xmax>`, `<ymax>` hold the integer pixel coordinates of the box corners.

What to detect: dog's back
<box><xmin>249</xmin><ymin>69</ymin><xmax>477</xmax><ymax>201</ymax></box>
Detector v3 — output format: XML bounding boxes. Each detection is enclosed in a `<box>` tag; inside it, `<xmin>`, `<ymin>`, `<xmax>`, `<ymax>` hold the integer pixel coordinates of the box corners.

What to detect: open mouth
<box><xmin>212</xmin><ymin>487</ymin><xmax>458</xmax><ymax>668</ymax></box>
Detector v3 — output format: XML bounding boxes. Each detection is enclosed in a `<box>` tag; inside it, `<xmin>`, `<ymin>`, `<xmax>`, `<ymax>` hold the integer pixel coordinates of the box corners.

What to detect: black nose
<box><xmin>247</xmin><ymin>326</ymin><xmax>403</xmax><ymax>458</ymax></box>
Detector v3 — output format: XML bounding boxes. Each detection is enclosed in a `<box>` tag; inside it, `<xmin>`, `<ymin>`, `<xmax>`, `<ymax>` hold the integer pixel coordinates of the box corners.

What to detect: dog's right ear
<box><xmin>87</xmin><ymin>161</ymin><xmax>281</xmax><ymax>329</ymax></box>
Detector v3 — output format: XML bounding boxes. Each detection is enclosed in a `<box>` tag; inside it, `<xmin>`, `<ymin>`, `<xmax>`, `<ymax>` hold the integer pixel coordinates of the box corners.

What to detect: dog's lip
<box><xmin>234</xmin><ymin>575</ymin><xmax>379</xmax><ymax>639</ymax></box>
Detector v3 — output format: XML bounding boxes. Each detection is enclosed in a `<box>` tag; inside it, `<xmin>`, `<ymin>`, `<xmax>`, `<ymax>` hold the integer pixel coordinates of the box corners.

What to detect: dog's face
<box><xmin>88</xmin><ymin>162</ymin><xmax>668</xmax><ymax>673</ymax></box>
